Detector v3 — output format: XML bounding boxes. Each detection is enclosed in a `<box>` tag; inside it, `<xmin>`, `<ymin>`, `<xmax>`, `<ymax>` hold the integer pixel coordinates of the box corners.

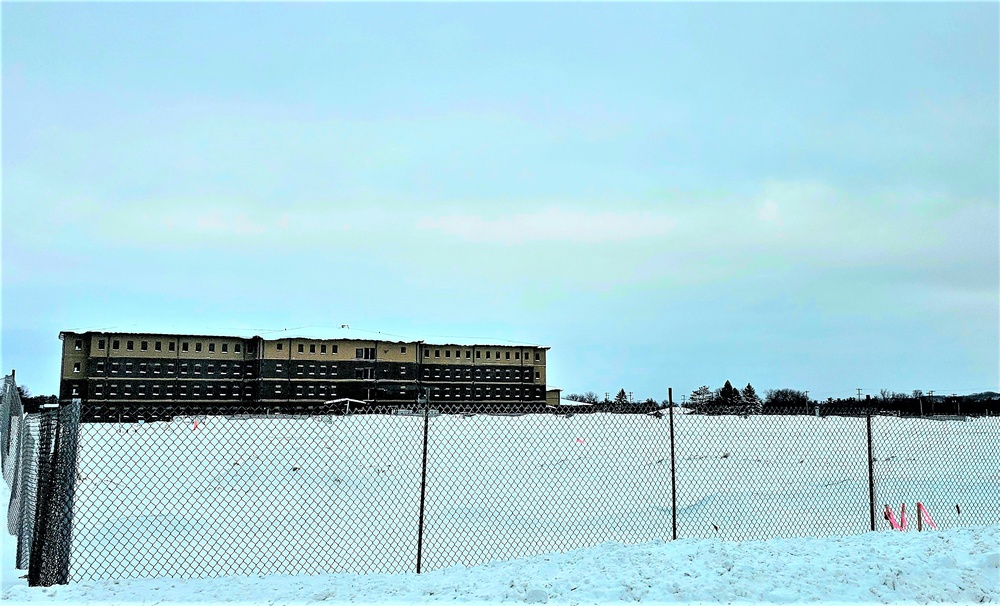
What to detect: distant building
<box><xmin>58</xmin><ymin>331</ymin><xmax>549</xmax><ymax>421</ymax></box>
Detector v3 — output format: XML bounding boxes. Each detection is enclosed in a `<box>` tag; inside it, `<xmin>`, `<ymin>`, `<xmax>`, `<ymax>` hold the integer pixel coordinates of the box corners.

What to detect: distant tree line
<box><xmin>565</xmin><ymin>383</ymin><xmax>1000</xmax><ymax>417</ymax></box>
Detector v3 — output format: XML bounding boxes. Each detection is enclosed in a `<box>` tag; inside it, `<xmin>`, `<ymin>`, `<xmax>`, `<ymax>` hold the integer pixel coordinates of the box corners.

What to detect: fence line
<box><xmin>2</xmin><ymin>373</ymin><xmax>997</xmax><ymax>586</ymax></box>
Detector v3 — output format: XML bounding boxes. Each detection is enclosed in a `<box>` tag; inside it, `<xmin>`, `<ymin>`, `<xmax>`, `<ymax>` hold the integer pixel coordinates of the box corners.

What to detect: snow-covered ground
<box><xmin>2</xmin><ymin>412</ymin><xmax>998</xmax><ymax>604</ymax></box>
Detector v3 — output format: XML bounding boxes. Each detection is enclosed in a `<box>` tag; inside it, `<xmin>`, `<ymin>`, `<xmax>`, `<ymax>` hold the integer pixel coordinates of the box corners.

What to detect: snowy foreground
<box><xmin>3</xmin><ymin>510</ymin><xmax>997</xmax><ymax>605</ymax></box>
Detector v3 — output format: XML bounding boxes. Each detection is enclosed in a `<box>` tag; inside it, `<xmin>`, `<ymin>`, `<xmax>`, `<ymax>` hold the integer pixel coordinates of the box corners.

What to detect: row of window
<box><xmin>86</xmin><ymin>360</ymin><xmax>252</xmax><ymax>377</ymax></box>
<box><xmin>79</xmin><ymin>381</ymin><xmax>544</xmax><ymax>401</ymax></box>
<box><xmin>74</xmin><ymin>338</ymin><xmax>540</xmax><ymax>362</ymax></box>
<box><xmin>421</xmin><ymin>367</ymin><xmax>539</xmax><ymax>382</ymax></box>
<box><xmin>80</xmin><ymin>338</ymin><xmax>244</xmax><ymax>355</ymax></box>
<box><xmin>280</xmin><ymin>362</ymin><xmax>341</xmax><ymax>377</ymax></box>
<box><xmin>423</xmin><ymin>348</ymin><xmax>539</xmax><ymax>362</ymax></box>
<box><xmin>428</xmin><ymin>385</ymin><xmax>543</xmax><ymax>399</ymax></box>
<box><xmin>91</xmin><ymin>382</ymin><xmax>252</xmax><ymax>399</ymax></box>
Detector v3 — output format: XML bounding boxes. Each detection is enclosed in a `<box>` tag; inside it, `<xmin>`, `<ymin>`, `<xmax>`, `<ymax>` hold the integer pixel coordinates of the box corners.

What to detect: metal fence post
<box><xmin>668</xmin><ymin>388</ymin><xmax>677</xmax><ymax>541</ymax></box>
<box><xmin>416</xmin><ymin>387</ymin><xmax>430</xmax><ymax>573</ymax></box>
<box><xmin>867</xmin><ymin>412</ymin><xmax>876</xmax><ymax>532</ymax></box>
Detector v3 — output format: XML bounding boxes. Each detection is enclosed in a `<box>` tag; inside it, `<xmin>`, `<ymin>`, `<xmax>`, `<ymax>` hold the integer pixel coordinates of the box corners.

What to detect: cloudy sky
<box><xmin>3</xmin><ymin>3</ymin><xmax>997</xmax><ymax>401</ymax></box>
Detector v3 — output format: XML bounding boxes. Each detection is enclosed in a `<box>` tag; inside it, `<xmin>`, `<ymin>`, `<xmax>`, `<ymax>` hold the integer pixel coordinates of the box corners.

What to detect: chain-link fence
<box><xmin>4</xmin><ymin>378</ymin><xmax>998</xmax><ymax>586</ymax></box>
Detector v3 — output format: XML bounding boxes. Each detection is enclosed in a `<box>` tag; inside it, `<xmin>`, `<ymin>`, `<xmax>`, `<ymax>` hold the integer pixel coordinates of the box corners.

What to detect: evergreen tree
<box><xmin>719</xmin><ymin>380</ymin><xmax>741</xmax><ymax>407</ymax></box>
<box><xmin>613</xmin><ymin>389</ymin><xmax>629</xmax><ymax>406</ymax></box>
<box><xmin>742</xmin><ymin>383</ymin><xmax>763</xmax><ymax>414</ymax></box>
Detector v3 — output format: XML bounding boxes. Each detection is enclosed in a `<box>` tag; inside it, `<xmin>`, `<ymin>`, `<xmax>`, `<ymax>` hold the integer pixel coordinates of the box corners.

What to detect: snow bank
<box><xmin>4</xmin><ymin>497</ymin><xmax>997</xmax><ymax>606</ymax></box>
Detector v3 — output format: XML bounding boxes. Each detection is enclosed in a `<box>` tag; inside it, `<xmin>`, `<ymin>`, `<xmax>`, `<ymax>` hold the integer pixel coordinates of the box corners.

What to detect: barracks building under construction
<box><xmin>58</xmin><ymin>331</ymin><xmax>555</xmax><ymax>422</ymax></box>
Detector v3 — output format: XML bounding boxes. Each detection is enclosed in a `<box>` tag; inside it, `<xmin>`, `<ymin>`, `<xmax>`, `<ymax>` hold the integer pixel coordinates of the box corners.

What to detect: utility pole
<box><xmin>804</xmin><ymin>390</ymin><xmax>810</xmax><ymax>415</ymax></box>
<box><xmin>928</xmin><ymin>391</ymin><xmax>934</xmax><ymax>416</ymax></box>
<box><xmin>856</xmin><ymin>388</ymin><xmax>863</xmax><ymax>402</ymax></box>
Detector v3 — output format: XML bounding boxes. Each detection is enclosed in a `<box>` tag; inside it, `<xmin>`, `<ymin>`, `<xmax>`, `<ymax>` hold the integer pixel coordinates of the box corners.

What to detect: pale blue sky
<box><xmin>3</xmin><ymin>2</ymin><xmax>998</xmax><ymax>401</ymax></box>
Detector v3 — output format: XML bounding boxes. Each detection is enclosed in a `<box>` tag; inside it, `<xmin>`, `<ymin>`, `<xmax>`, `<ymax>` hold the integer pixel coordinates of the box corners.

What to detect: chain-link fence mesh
<box><xmin>422</xmin><ymin>409</ymin><xmax>673</xmax><ymax>571</ymax></box>
<box><xmin>69</xmin><ymin>402</ymin><xmax>424</xmax><ymax>580</ymax></box>
<box><xmin>673</xmin><ymin>407</ymin><xmax>874</xmax><ymax>540</ymax></box>
<box><xmin>871</xmin><ymin>414</ymin><xmax>999</xmax><ymax>531</ymax></box>
<box><xmin>4</xmin><ymin>377</ymin><xmax>998</xmax><ymax>585</ymax></box>
<box><xmin>2</xmin><ymin>376</ymin><xmax>42</xmax><ymax>571</ymax></box>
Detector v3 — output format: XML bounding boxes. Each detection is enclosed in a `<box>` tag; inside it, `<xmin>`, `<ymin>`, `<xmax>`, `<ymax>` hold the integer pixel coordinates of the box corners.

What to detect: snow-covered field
<box><xmin>2</xmin><ymin>412</ymin><xmax>998</xmax><ymax>604</ymax></box>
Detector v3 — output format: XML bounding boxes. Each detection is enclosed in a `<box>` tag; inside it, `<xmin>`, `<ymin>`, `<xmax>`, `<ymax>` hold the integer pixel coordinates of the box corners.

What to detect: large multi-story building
<box><xmin>58</xmin><ymin>331</ymin><xmax>551</xmax><ymax>421</ymax></box>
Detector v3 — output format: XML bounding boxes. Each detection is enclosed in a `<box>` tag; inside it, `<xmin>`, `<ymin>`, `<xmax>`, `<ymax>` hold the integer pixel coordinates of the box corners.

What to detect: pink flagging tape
<box><xmin>885</xmin><ymin>505</ymin><xmax>901</xmax><ymax>530</ymax></box>
<box><xmin>918</xmin><ymin>502</ymin><xmax>938</xmax><ymax>530</ymax></box>
<box><xmin>900</xmin><ymin>503</ymin><xmax>908</xmax><ymax>531</ymax></box>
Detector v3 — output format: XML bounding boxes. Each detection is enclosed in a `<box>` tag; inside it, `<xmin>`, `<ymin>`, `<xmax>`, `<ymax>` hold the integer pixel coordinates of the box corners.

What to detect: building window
<box><xmin>194</xmin><ymin>364</ymin><xmax>202</xmax><ymax>375</ymax></box>
<box><xmin>495</xmin><ymin>351</ymin><xmax>500</xmax><ymax>359</ymax></box>
<box><xmin>182</xmin><ymin>342</ymin><xmax>189</xmax><ymax>352</ymax></box>
<box><xmin>155</xmin><ymin>341</ymin><xmax>162</xmax><ymax>351</ymax></box>
<box><xmin>298</xmin><ymin>344</ymin><xmax>304</xmax><ymax>353</ymax></box>
<box><xmin>73</xmin><ymin>362</ymin><xmax>81</xmax><ymax>373</ymax></box>
<box><xmin>332</xmin><ymin>345</ymin><xmax>338</xmax><ymax>354</ymax></box>
<box><xmin>295</xmin><ymin>385</ymin><xmax>303</xmax><ymax>396</ymax></box>
<box><xmin>169</xmin><ymin>342</ymin><xmax>176</xmax><ymax>352</ymax></box>
<box><xmin>535</xmin><ymin>353</ymin><xmax>541</xmax><ymax>361</ymax></box>
<box><xmin>515</xmin><ymin>352</ymin><xmax>520</xmax><ymax>359</ymax></box>
<box><xmin>138</xmin><ymin>384</ymin><xmax>147</xmax><ymax>396</ymax></box>
<box><xmin>206</xmin><ymin>385</ymin><xmax>214</xmax><ymax>397</ymax></box>
<box><xmin>297</xmin><ymin>364</ymin><xmax>304</xmax><ymax>376</ymax></box>
<box><xmin>124</xmin><ymin>384</ymin><xmax>133</xmax><ymax>396</ymax></box>
<box><xmin>275</xmin><ymin>384</ymin><xmax>282</xmax><ymax>395</ymax></box>
<box><xmin>485</xmin><ymin>351</ymin><xmax>491</xmax><ymax>359</ymax></box>
<box><xmin>125</xmin><ymin>363</ymin><xmax>134</xmax><ymax>374</ymax></box>
<box><xmin>355</xmin><ymin>368</ymin><xmax>375</xmax><ymax>379</ymax></box>
<box><xmin>504</xmin><ymin>351</ymin><xmax>509</xmax><ymax>360</ymax></box>
<box><xmin>309</xmin><ymin>364</ymin><xmax>315</xmax><ymax>375</ymax></box>
<box><xmin>310</xmin><ymin>344</ymin><xmax>316</xmax><ymax>354</ymax></box>
<box><xmin>535</xmin><ymin>371</ymin><xmax>540</xmax><ymax>379</ymax></box>
<box><xmin>207</xmin><ymin>364</ymin><xmax>215</xmax><ymax>375</ymax></box>
<box><xmin>233</xmin><ymin>363</ymin><xmax>241</xmax><ymax>375</ymax></box>
<box><xmin>98</xmin><ymin>339</ymin><xmax>106</xmax><ymax>350</ymax></box>
<box><xmin>111</xmin><ymin>362</ymin><xmax>120</xmax><ymax>373</ymax></box>
<box><xmin>74</xmin><ymin>339</ymin><xmax>82</xmax><ymax>350</ymax></box>
<box><xmin>139</xmin><ymin>363</ymin><xmax>147</xmax><ymax>374</ymax></box>
<box><xmin>193</xmin><ymin>385</ymin><xmax>201</xmax><ymax>397</ymax></box>
<box><xmin>97</xmin><ymin>361</ymin><xmax>105</xmax><ymax>372</ymax></box>
<box><xmin>127</xmin><ymin>340</ymin><xmax>134</xmax><ymax>351</ymax></box>
<box><xmin>235</xmin><ymin>343</ymin><xmax>241</xmax><ymax>353</ymax></box>
<box><xmin>141</xmin><ymin>341</ymin><xmax>149</xmax><ymax>351</ymax></box>
<box><xmin>220</xmin><ymin>363</ymin><xmax>228</xmax><ymax>374</ymax></box>
<box><xmin>154</xmin><ymin>363</ymin><xmax>161</xmax><ymax>374</ymax></box>
<box><xmin>195</xmin><ymin>342</ymin><xmax>203</xmax><ymax>352</ymax></box>
<box><xmin>321</xmin><ymin>344</ymin><xmax>327</xmax><ymax>354</ymax></box>
<box><xmin>166</xmin><ymin>363</ymin><xmax>174</xmax><ymax>373</ymax></box>
<box><xmin>435</xmin><ymin>349</ymin><xmax>440</xmax><ymax>358</ymax></box>
<box><xmin>180</xmin><ymin>363</ymin><xmax>188</xmax><ymax>374</ymax></box>
<box><xmin>466</xmin><ymin>351</ymin><xmax>471</xmax><ymax>359</ymax></box>
<box><xmin>94</xmin><ymin>384</ymin><xmax>104</xmax><ymax>397</ymax></box>
<box><xmin>72</xmin><ymin>385</ymin><xmax>79</xmax><ymax>396</ymax></box>
<box><xmin>277</xmin><ymin>343</ymin><xmax>283</xmax><ymax>351</ymax></box>
<box><xmin>179</xmin><ymin>386</ymin><xmax>188</xmax><ymax>397</ymax></box>
<box><xmin>208</xmin><ymin>343</ymin><xmax>215</xmax><ymax>353</ymax></box>
<box><xmin>445</xmin><ymin>350</ymin><xmax>451</xmax><ymax>358</ymax></box>
<box><xmin>424</xmin><ymin>348</ymin><xmax>430</xmax><ymax>357</ymax></box>
<box><xmin>276</xmin><ymin>362</ymin><xmax>284</xmax><ymax>373</ymax></box>
<box><xmin>113</xmin><ymin>340</ymin><xmax>120</xmax><ymax>350</ymax></box>
<box><xmin>476</xmin><ymin>351</ymin><xmax>481</xmax><ymax>359</ymax></box>
<box><xmin>222</xmin><ymin>343</ymin><xmax>228</xmax><ymax>353</ymax></box>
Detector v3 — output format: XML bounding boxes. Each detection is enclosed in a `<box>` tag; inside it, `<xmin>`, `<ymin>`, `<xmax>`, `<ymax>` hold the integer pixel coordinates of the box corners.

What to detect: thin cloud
<box><xmin>416</xmin><ymin>209</ymin><xmax>677</xmax><ymax>244</ymax></box>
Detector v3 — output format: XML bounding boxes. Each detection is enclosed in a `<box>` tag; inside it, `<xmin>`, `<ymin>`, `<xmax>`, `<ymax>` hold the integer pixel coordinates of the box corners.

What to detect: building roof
<box><xmin>59</xmin><ymin>326</ymin><xmax>549</xmax><ymax>349</ymax></box>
